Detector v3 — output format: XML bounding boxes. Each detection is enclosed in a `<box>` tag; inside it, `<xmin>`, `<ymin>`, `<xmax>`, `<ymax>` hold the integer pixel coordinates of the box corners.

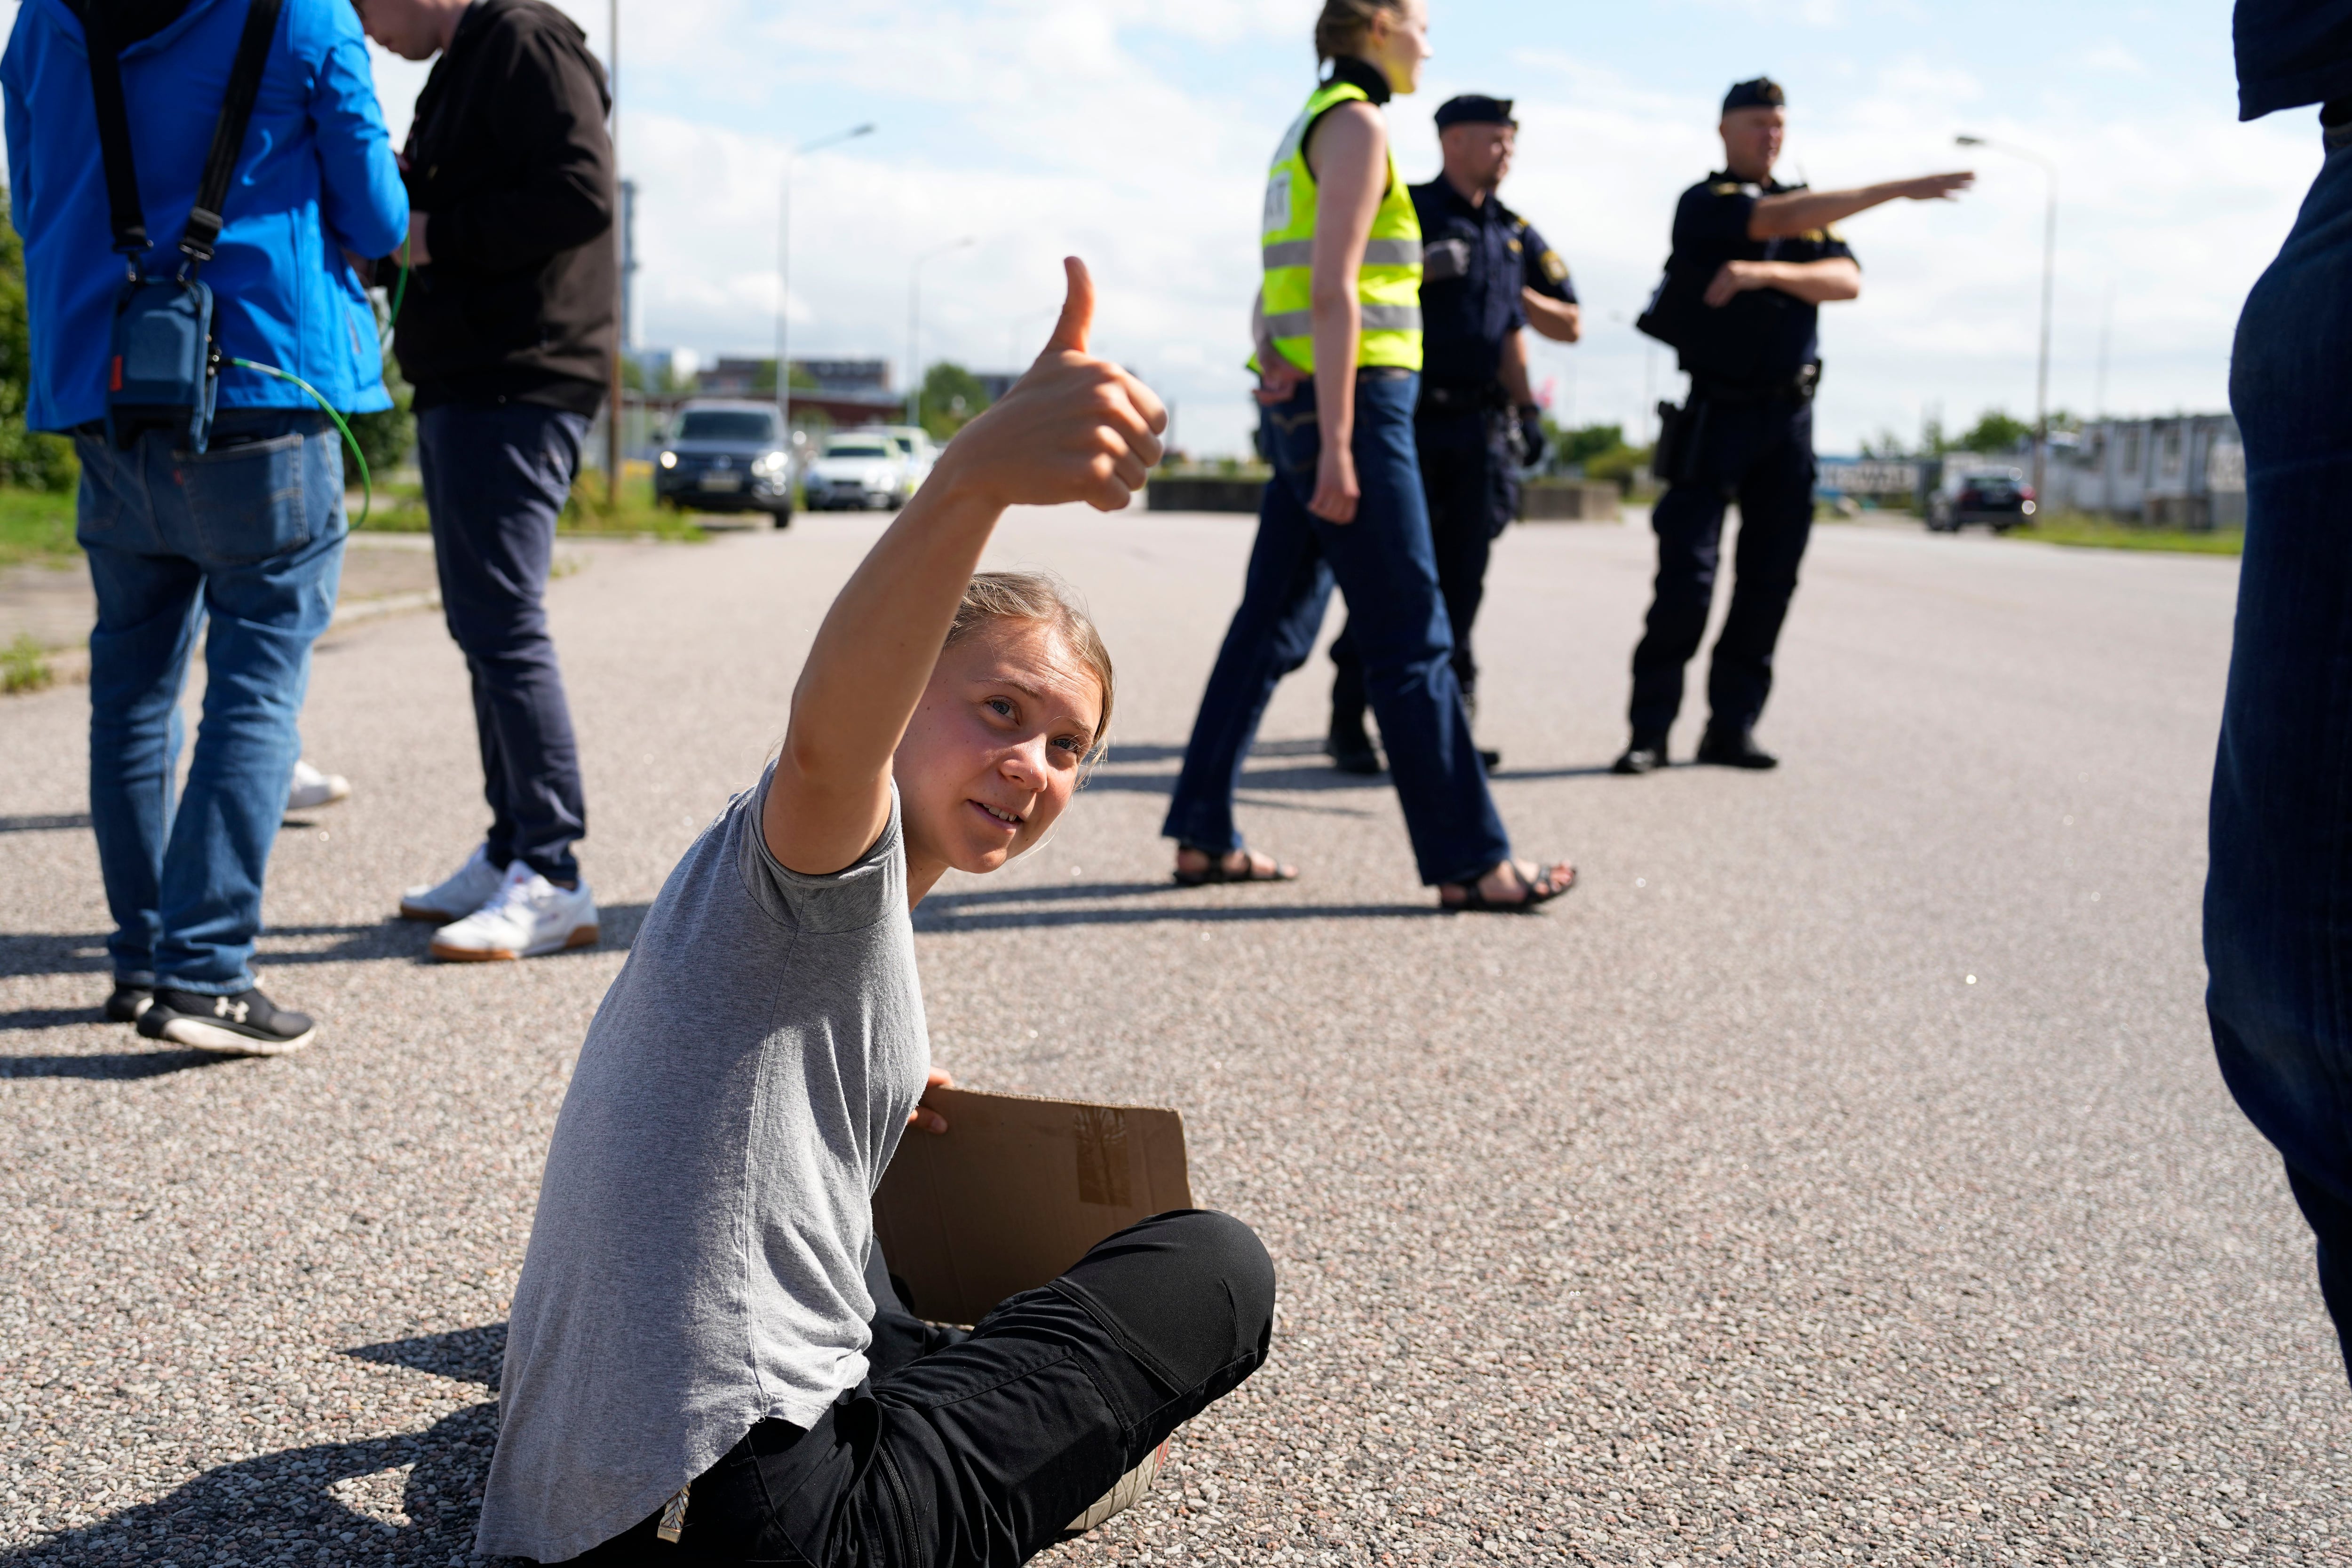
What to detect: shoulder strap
<box><xmin>181</xmin><ymin>0</ymin><xmax>285</xmax><ymax>263</ymax></box>
<box><xmin>64</xmin><ymin>0</ymin><xmax>151</xmax><ymax>257</ymax></box>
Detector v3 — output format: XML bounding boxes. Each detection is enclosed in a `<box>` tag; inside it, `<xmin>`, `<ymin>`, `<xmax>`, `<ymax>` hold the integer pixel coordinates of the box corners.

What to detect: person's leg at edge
<box><xmin>1326</xmin><ymin>623</ymin><xmax>1373</xmax><ymax>760</ymax></box>
<box><xmin>2207</xmin><ymin>131</ymin><xmax>2352</xmax><ymax>1387</ymax></box>
<box><xmin>78</xmin><ymin>430</ymin><xmax>203</xmax><ymax>992</ymax></box>
<box><xmin>418</xmin><ymin>404</ymin><xmax>590</xmax><ymax>887</ymax></box>
<box><xmin>573</xmin><ymin>1211</ymin><xmax>1276</xmax><ymax>1567</ymax></box>
<box><xmin>152</xmin><ymin>412</ymin><xmax>346</xmax><ymax>993</ymax></box>
<box><xmin>1627</xmin><ymin>479</ymin><xmax>1728</xmax><ymax>747</ymax></box>
<box><xmin>1317</xmin><ymin>373</ymin><xmax>1513</xmax><ymax>888</ymax></box>
<box><xmin>1702</xmin><ymin>401</ymin><xmax>1815</xmax><ymax>746</ymax></box>
<box><xmin>1163</xmin><ymin>390</ymin><xmax>1335</xmax><ymax>874</ymax></box>
<box><xmin>1419</xmin><ymin>409</ymin><xmax>1494</xmax><ymax>706</ymax></box>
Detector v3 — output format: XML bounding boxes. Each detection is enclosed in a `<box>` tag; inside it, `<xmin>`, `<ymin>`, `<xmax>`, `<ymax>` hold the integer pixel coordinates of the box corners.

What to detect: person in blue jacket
<box><xmin>3</xmin><ymin>0</ymin><xmax>406</xmax><ymax>1055</ymax></box>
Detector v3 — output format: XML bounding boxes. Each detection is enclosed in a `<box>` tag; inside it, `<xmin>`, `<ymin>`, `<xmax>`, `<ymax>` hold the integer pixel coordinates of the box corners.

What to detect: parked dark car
<box><xmin>1928</xmin><ymin>466</ymin><xmax>2037</xmax><ymax>532</ymax></box>
<box><xmin>655</xmin><ymin>401</ymin><xmax>793</xmax><ymax>525</ymax></box>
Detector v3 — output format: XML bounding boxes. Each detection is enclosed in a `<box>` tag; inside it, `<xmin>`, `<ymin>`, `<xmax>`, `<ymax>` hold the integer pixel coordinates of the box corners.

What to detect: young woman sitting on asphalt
<box><xmin>473</xmin><ymin>259</ymin><xmax>1277</xmax><ymax>1567</ymax></box>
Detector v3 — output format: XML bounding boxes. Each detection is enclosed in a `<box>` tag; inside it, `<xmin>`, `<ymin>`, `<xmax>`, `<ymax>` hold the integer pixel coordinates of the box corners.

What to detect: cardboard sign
<box><xmin>872</xmin><ymin>1087</ymin><xmax>1193</xmax><ymax>1327</ymax></box>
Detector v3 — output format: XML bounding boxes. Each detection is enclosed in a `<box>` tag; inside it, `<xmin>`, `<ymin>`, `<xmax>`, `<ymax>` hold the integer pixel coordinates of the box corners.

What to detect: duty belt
<box><xmin>1691</xmin><ymin>362</ymin><xmax>1821</xmax><ymax>406</ymax></box>
<box><xmin>1418</xmin><ymin>380</ymin><xmax>1510</xmax><ymax>416</ymax></box>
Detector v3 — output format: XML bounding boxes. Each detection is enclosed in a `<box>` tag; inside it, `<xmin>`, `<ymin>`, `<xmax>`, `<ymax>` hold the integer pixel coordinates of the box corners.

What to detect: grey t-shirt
<box><xmin>476</xmin><ymin>769</ymin><xmax>929</xmax><ymax>1563</ymax></box>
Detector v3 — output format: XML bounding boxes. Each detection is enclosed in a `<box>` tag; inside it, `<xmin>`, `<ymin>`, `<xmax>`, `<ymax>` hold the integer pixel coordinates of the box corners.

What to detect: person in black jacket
<box><xmin>362</xmin><ymin>0</ymin><xmax>615</xmax><ymax>963</ymax></box>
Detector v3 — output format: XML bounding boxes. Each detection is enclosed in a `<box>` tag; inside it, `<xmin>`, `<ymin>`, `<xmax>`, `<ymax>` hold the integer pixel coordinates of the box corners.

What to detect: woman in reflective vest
<box><xmin>1161</xmin><ymin>0</ymin><xmax>1576</xmax><ymax>911</ymax></box>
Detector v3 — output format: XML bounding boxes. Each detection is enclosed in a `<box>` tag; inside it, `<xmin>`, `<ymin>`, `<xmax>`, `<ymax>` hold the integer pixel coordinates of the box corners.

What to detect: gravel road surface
<box><xmin>3</xmin><ymin>507</ymin><xmax>2345</xmax><ymax>1566</ymax></box>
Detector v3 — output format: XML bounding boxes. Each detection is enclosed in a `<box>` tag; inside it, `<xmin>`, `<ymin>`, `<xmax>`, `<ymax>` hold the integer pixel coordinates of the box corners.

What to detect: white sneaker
<box><xmin>287</xmin><ymin>759</ymin><xmax>351</xmax><ymax>812</ymax></box>
<box><xmin>429</xmin><ymin>863</ymin><xmax>599</xmax><ymax>962</ymax></box>
<box><xmin>399</xmin><ymin>844</ymin><xmax>509</xmax><ymax>923</ymax></box>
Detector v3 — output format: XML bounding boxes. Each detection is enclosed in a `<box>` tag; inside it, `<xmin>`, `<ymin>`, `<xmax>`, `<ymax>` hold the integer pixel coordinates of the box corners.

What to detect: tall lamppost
<box><xmin>907</xmin><ymin>236</ymin><xmax>975</xmax><ymax>428</ymax></box>
<box><xmin>774</xmin><ymin>122</ymin><xmax>875</xmax><ymax>434</ymax></box>
<box><xmin>605</xmin><ymin>0</ymin><xmax>621</xmax><ymax>505</ymax></box>
<box><xmin>1957</xmin><ymin>133</ymin><xmax>2058</xmax><ymax>507</ymax></box>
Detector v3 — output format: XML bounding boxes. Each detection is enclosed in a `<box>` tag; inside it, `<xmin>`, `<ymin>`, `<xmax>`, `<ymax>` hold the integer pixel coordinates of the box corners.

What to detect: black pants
<box><xmin>1329</xmin><ymin>405</ymin><xmax>1510</xmax><ymax>740</ymax></box>
<box><xmin>565</xmin><ymin>1210</ymin><xmax>1275</xmax><ymax>1566</ymax></box>
<box><xmin>1628</xmin><ymin>396</ymin><xmax>1815</xmax><ymax>739</ymax></box>
<box><xmin>418</xmin><ymin>402</ymin><xmax>592</xmax><ymax>885</ymax></box>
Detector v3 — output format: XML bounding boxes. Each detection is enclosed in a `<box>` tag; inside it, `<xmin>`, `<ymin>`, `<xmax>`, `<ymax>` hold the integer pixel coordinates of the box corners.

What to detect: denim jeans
<box><xmin>564</xmin><ymin>1211</ymin><xmax>1275</xmax><ymax>1567</ymax></box>
<box><xmin>74</xmin><ymin>408</ymin><xmax>345</xmax><ymax>994</ymax></box>
<box><xmin>2206</xmin><ymin>121</ymin><xmax>2352</xmax><ymax>1386</ymax></box>
<box><xmin>1629</xmin><ymin>395</ymin><xmax>1816</xmax><ymax>739</ymax></box>
<box><xmin>417</xmin><ymin>403</ymin><xmax>591</xmax><ymax>885</ymax></box>
<box><xmin>1162</xmin><ymin>371</ymin><xmax>1511</xmax><ymax>887</ymax></box>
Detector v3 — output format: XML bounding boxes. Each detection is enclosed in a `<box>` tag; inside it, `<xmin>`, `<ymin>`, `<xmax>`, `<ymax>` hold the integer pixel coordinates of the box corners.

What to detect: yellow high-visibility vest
<box><xmin>1259</xmin><ymin>75</ymin><xmax>1423</xmax><ymax>373</ymax></box>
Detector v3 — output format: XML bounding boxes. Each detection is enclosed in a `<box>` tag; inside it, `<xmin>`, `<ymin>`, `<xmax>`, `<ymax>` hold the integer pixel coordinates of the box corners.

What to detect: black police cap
<box><xmin>1435</xmin><ymin>95</ymin><xmax>1516</xmax><ymax>130</ymax></box>
<box><xmin>1722</xmin><ymin>77</ymin><xmax>1786</xmax><ymax>114</ymax></box>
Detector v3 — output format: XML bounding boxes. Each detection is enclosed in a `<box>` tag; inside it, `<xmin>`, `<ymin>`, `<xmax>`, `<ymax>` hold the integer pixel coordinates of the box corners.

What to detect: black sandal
<box><xmin>1173</xmin><ymin>845</ymin><xmax>1299</xmax><ymax>887</ymax></box>
<box><xmin>1440</xmin><ymin>862</ymin><xmax>1576</xmax><ymax>912</ymax></box>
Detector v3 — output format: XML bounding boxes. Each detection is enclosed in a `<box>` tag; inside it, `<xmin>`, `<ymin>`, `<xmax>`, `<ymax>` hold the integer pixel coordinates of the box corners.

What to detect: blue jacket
<box><xmin>3</xmin><ymin>0</ymin><xmax>407</xmax><ymax>429</ymax></box>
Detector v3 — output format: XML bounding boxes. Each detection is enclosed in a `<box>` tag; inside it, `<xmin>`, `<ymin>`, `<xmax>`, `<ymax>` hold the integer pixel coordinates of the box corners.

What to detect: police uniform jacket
<box><xmin>1639</xmin><ymin>173</ymin><xmax>1857</xmax><ymax>389</ymax></box>
<box><xmin>1411</xmin><ymin>176</ymin><xmax>1576</xmax><ymax>391</ymax></box>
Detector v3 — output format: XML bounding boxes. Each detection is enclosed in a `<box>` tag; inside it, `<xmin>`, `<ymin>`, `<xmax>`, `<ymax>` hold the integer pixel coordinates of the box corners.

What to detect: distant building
<box><xmin>974</xmin><ymin>371</ymin><xmax>1019</xmax><ymax>403</ymax></box>
<box><xmin>1816</xmin><ymin>457</ymin><xmax>1928</xmax><ymax>511</ymax></box>
<box><xmin>2045</xmin><ymin>415</ymin><xmax>2244</xmax><ymax>529</ymax></box>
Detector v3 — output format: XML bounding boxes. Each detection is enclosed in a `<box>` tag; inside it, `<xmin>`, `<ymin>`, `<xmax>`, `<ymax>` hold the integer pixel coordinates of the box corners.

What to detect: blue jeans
<box><xmin>74</xmin><ymin>408</ymin><xmax>346</xmax><ymax>995</ymax></box>
<box><xmin>1162</xmin><ymin>371</ymin><xmax>1510</xmax><ymax>887</ymax></box>
<box><xmin>417</xmin><ymin>403</ymin><xmax>591</xmax><ymax>885</ymax></box>
<box><xmin>2207</xmin><ymin>122</ymin><xmax>2352</xmax><ymax>1386</ymax></box>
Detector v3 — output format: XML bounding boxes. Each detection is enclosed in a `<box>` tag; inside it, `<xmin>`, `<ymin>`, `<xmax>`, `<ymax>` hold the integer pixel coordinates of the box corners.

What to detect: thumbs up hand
<box><xmin>939</xmin><ymin>257</ymin><xmax>1167</xmax><ymax>513</ymax></box>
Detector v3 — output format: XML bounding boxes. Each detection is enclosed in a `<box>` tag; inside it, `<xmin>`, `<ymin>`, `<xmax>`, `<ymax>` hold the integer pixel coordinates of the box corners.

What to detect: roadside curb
<box><xmin>6</xmin><ymin>588</ymin><xmax>444</xmax><ymax>696</ymax></box>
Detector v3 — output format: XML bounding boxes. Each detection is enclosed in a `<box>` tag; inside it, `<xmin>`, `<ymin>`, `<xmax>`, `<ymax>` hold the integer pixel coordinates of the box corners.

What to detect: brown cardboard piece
<box><xmin>872</xmin><ymin>1086</ymin><xmax>1192</xmax><ymax>1327</ymax></box>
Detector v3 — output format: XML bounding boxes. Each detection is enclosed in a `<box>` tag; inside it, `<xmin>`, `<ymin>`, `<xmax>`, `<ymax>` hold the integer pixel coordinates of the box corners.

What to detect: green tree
<box><xmin>1956</xmin><ymin>410</ymin><xmax>2034</xmax><ymax>453</ymax></box>
<box><xmin>346</xmin><ymin>355</ymin><xmax>414</xmax><ymax>480</ymax></box>
<box><xmin>0</xmin><ymin>188</ymin><xmax>78</xmax><ymax>491</ymax></box>
<box><xmin>917</xmin><ymin>361</ymin><xmax>991</xmax><ymax>441</ymax></box>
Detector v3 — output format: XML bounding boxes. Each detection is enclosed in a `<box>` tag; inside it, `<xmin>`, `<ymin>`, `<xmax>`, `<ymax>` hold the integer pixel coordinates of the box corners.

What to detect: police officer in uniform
<box><xmin>1327</xmin><ymin>94</ymin><xmax>1581</xmax><ymax>775</ymax></box>
<box><xmin>1613</xmin><ymin>78</ymin><xmax>1971</xmax><ymax>775</ymax></box>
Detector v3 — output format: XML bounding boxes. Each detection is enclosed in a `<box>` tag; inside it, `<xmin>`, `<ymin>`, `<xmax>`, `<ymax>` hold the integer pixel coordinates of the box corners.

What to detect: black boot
<box><xmin>1696</xmin><ymin>723</ymin><xmax>1778</xmax><ymax>769</ymax></box>
<box><xmin>1611</xmin><ymin>733</ymin><xmax>1669</xmax><ymax>775</ymax></box>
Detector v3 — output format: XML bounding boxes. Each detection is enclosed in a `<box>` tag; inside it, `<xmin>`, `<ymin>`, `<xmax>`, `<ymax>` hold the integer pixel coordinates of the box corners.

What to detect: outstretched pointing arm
<box><xmin>761</xmin><ymin>258</ymin><xmax>1166</xmax><ymax>877</ymax></box>
<box><xmin>1747</xmin><ymin>172</ymin><xmax>1974</xmax><ymax>239</ymax></box>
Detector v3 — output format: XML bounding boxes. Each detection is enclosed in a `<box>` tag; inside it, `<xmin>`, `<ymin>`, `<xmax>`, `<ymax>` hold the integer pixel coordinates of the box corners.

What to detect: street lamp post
<box><xmin>1956</xmin><ymin>134</ymin><xmax>2058</xmax><ymax>509</ymax></box>
<box><xmin>907</xmin><ymin>237</ymin><xmax>975</xmax><ymax>428</ymax></box>
<box><xmin>605</xmin><ymin>0</ymin><xmax>620</xmax><ymax>506</ymax></box>
<box><xmin>774</xmin><ymin>123</ymin><xmax>875</xmax><ymax>435</ymax></box>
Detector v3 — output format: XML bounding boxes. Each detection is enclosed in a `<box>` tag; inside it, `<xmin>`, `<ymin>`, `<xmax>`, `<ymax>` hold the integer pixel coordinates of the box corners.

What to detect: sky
<box><xmin>4</xmin><ymin>0</ymin><xmax>2312</xmax><ymax>458</ymax></box>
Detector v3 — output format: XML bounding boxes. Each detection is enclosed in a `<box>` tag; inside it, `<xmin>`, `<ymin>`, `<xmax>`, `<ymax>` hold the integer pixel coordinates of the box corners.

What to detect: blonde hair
<box><xmin>1315</xmin><ymin>0</ymin><xmax>1407</xmax><ymax>61</ymax></box>
<box><xmin>945</xmin><ymin>570</ymin><xmax>1115</xmax><ymax>767</ymax></box>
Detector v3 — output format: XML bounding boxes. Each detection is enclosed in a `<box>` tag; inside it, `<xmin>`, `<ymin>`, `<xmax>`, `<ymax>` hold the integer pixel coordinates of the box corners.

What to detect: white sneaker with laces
<box><xmin>399</xmin><ymin>844</ymin><xmax>510</xmax><ymax>923</ymax></box>
<box><xmin>429</xmin><ymin>863</ymin><xmax>599</xmax><ymax>962</ymax></box>
<box><xmin>287</xmin><ymin>759</ymin><xmax>351</xmax><ymax>812</ymax></box>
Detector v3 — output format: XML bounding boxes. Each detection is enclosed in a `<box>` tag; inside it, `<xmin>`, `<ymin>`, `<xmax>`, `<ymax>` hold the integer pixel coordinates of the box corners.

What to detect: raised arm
<box><xmin>761</xmin><ymin>259</ymin><xmax>1166</xmax><ymax>875</ymax></box>
<box><xmin>1747</xmin><ymin>172</ymin><xmax>1973</xmax><ymax>239</ymax></box>
<box><xmin>1304</xmin><ymin>100</ymin><xmax>1387</xmax><ymax>524</ymax></box>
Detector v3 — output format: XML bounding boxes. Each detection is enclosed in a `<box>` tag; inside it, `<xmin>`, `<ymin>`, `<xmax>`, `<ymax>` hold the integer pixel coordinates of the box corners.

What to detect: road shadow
<box><xmin>914</xmin><ymin>878</ymin><xmax>1434</xmax><ymax>932</ymax></box>
<box><xmin>0</xmin><ymin>1042</ymin><xmax>230</xmax><ymax>1079</ymax></box>
<box><xmin>345</xmin><ymin>1322</ymin><xmax>506</xmax><ymax>1391</ymax></box>
<box><xmin>0</xmin><ymin>812</ymin><xmax>91</xmax><ymax>833</ymax></box>
<box><xmin>0</xmin><ymin>905</ymin><xmax>652</xmax><ymax>982</ymax></box>
<box><xmin>0</xmin><ymin>1398</ymin><xmax>507</xmax><ymax>1568</ymax></box>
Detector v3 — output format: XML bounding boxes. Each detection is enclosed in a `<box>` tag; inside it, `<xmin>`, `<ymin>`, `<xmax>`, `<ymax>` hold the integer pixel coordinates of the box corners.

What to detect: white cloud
<box><xmin>2085</xmin><ymin>41</ymin><xmax>2148</xmax><ymax>75</ymax></box>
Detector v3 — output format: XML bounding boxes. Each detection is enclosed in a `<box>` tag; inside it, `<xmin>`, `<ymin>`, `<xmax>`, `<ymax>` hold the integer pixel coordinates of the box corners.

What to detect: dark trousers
<box><xmin>1161</xmin><ymin>372</ymin><xmax>1510</xmax><ymax>887</ymax></box>
<box><xmin>1627</xmin><ymin>396</ymin><xmax>1816</xmax><ymax>740</ymax></box>
<box><xmin>1330</xmin><ymin>404</ymin><xmax>1510</xmax><ymax>739</ymax></box>
<box><xmin>418</xmin><ymin>402</ymin><xmax>591</xmax><ymax>885</ymax></box>
<box><xmin>2206</xmin><ymin>122</ymin><xmax>2352</xmax><ymax>1387</ymax></box>
<box><xmin>567</xmin><ymin>1211</ymin><xmax>1275</xmax><ymax>1566</ymax></box>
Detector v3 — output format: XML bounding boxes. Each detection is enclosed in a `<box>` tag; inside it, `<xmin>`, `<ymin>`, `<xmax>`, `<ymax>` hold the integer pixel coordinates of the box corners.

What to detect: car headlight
<box><xmin>2021</xmin><ymin>499</ymin><xmax>2037</xmax><ymax>515</ymax></box>
<box><xmin>754</xmin><ymin>451</ymin><xmax>787</xmax><ymax>475</ymax></box>
<box><xmin>658</xmin><ymin>451</ymin><xmax>677</xmax><ymax>469</ymax></box>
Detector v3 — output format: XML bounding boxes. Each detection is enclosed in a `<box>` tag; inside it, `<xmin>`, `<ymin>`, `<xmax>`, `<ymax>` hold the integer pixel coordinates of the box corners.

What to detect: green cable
<box><xmin>227</xmin><ymin>357</ymin><xmax>372</xmax><ymax>528</ymax></box>
<box><xmin>388</xmin><ymin>236</ymin><xmax>409</xmax><ymax>327</ymax></box>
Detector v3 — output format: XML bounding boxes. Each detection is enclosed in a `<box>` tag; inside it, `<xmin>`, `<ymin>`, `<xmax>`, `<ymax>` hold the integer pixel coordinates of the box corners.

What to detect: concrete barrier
<box><xmin>1520</xmin><ymin>481</ymin><xmax>1621</xmax><ymax>522</ymax></box>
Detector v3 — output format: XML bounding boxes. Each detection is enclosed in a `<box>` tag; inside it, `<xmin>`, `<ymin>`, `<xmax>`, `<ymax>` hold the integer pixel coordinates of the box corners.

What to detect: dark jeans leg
<box><xmin>2207</xmin><ymin>131</ymin><xmax>2352</xmax><ymax>1388</ymax></box>
<box><xmin>1628</xmin><ymin>481</ymin><xmax>1729</xmax><ymax>739</ymax></box>
<box><xmin>1705</xmin><ymin>403</ymin><xmax>1815</xmax><ymax>733</ymax></box>
<box><xmin>1327</xmin><ymin>624</ymin><xmax>1369</xmax><ymax>745</ymax></box>
<box><xmin>576</xmin><ymin>1211</ymin><xmax>1276</xmax><ymax>1567</ymax></box>
<box><xmin>1163</xmin><ymin>409</ymin><xmax>1335</xmax><ymax>855</ymax></box>
<box><xmin>419</xmin><ymin>404</ymin><xmax>591</xmax><ymax>885</ymax></box>
<box><xmin>1419</xmin><ymin>410</ymin><xmax>1494</xmax><ymax>701</ymax></box>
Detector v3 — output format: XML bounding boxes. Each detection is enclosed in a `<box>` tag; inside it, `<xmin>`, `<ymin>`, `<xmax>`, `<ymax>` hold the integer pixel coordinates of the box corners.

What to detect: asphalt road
<box><xmin>2</xmin><ymin>506</ymin><xmax>2345</xmax><ymax>1567</ymax></box>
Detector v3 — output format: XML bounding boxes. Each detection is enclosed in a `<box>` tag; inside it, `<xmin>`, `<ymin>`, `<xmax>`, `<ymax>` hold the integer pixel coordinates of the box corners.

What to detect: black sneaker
<box><xmin>136</xmin><ymin>987</ymin><xmax>316</xmax><ymax>1056</ymax></box>
<box><xmin>1611</xmin><ymin>735</ymin><xmax>1669</xmax><ymax>775</ymax></box>
<box><xmin>103</xmin><ymin>982</ymin><xmax>154</xmax><ymax>1023</ymax></box>
<box><xmin>1695</xmin><ymin>725</ymin><xmax>1779</xmax><ymax>769</ymax></box>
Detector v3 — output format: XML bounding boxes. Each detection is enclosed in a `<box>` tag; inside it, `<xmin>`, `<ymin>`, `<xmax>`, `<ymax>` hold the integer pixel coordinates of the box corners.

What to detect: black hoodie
<box><xmin>390</xmin><ymin>0</ymin><xmax>615</xmax><ymax>413</ymax></box>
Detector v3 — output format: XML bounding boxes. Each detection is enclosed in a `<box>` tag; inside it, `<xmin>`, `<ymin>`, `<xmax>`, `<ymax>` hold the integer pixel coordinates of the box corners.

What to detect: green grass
<box><xmin>0</xmin><ymin>487</ymin><xmax>78</xmax><ymax>568</ymax></box>
<box><xmin>348</xmin><ymin>468</ymin><xmax>707</xmax><ymax>541</ymax></box>
<box><xmin>2005</xmin><ymin>514</ymin><xmax>2244</xmax><ymax>556</ymax></box>
<box><xmin>2</xmin><ymin>631</ymin><xmax>53</xmax><ymax>693</ymax></box>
